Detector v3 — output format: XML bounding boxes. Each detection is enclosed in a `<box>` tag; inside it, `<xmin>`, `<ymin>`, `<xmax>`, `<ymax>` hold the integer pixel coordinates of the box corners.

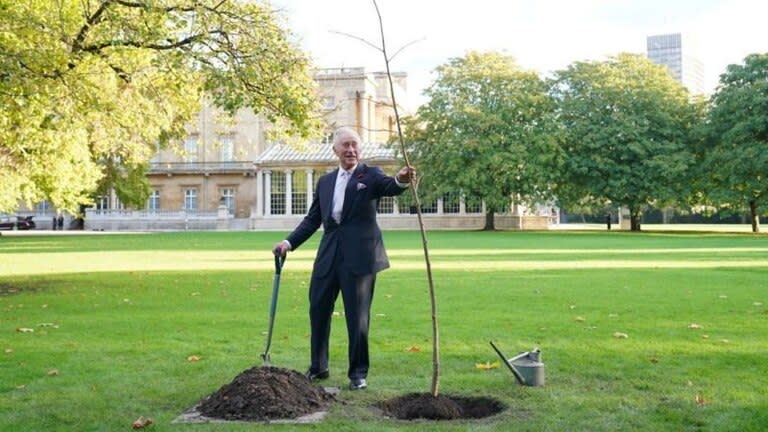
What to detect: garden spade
<box><xmin>261</xmin><ymin>255</ymin><xmax>285</xmax><ymax>366</ymax></box>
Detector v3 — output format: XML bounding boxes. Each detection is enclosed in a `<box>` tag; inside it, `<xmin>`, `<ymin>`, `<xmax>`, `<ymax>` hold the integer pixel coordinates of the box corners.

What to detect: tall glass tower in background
<box><xmin>646</xmin><ymin>33</ymin><xmax>705</xmax><ymax>95</ymax></box>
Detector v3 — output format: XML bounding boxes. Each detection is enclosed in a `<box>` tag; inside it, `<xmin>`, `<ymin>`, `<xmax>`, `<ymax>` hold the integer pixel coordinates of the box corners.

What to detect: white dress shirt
<box><xmin>332</xmin><ymin>167</ymin><xmax>354</xmax><ymax>223</ymax></box>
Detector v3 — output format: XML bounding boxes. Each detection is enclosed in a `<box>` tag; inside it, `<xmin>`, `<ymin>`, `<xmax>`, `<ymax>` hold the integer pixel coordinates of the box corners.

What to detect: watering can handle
<box><xmin>489</xmin><ymin>340</ymin><xmax>526</xmax><ymax>386</ymax></box>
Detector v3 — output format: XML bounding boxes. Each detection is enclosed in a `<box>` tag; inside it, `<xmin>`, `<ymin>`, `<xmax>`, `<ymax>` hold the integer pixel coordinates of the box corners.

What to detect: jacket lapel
<box><xmin>322</xmin><ymin>169</ymin><xmax>338</xmax><ymax>221</ymax></box>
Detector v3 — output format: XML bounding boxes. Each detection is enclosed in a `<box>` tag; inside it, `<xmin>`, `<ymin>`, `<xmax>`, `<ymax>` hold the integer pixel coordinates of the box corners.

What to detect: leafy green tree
<box><xmin>402</xmin><ymin>51</ymin><xmax>561</xmax><ymax>230</ymax></box>
<box><xmin>699</xmin><ymin>53</ymin><xmax>768</xmax><ymax>233</ymax></box>
<box><xmin>0</xmin><ymin>0</ymin><xmax>320</xmax><ymax>214</ymax></box>
<box><xmin>550</xmin><ymin>53</ymin><xmax>696</xmax><ymax>231</ymax></box>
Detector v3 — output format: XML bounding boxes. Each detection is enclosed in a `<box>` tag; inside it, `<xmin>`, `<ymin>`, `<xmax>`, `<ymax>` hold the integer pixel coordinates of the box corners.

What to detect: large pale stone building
<box><xmin>84</xmin><ymin>67</ymin><xmax>417</xmax><ymax>230</ymax></box>
<box><xmin>22</xmin><ymin>67</ymin><xmax>552</xmax><ymax>231</ymax></box>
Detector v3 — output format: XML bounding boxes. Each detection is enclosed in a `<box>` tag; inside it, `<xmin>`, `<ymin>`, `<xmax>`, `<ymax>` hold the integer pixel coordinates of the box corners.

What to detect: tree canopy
<box><xmin>0</xmin><ymin>0</ymin><xmax>320</xmax><ymax>213</ymax></box>
<box><xmin>402</xmin><ymin>51</ymin><xmax>560</xmax><ymax>230</ymax></box>
<box><xmin>550</xmin><ymin>53</ymin><xmax>697</xmax><ymax>230</ymax></box>
<box><xmin>698</xmin><ymin>53</ymin><xmax>768</xmax><ymax>232</ymax></box>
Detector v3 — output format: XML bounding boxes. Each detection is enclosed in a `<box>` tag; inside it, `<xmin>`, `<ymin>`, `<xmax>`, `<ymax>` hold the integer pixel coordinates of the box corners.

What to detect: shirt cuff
<box><xmin>395</xmin><ymin>177</ymin><xmax>409</xmax><ymax>188</ymax></box>
<box><xmin>282</xmin><ymin>239</ymin><xmax>292</xmax><ymax>250</ymax></box>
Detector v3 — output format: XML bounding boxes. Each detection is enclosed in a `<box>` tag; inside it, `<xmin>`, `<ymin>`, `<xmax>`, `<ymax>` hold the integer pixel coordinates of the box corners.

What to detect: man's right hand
<box><xmin>272</xmin><ymin>240</ymin><xmax>290</xmax><ymax>257</ymax></box>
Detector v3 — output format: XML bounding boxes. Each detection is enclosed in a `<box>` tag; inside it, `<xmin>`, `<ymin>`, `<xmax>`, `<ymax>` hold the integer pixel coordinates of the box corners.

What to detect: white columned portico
<box><xmin>285</xmin><ymin>169</ymin><xmax>293</xmax><ymax>215</ymax></box>
<box><xmin>264</xmin><ymin>170</ymin><xmax>272</xmax><ymax>216</ymax></box>
<box><xmin>305</xmin><ymin>169</ymin><xmax>314</xmax><ymax>212</ymax></box>
<box><xmin>254</xmin><ymin>170</ymin><xmax>264</xmax><ymax>217</ymax></box>
<box><xmin>393</xmin><ymin>197</ymin><xmax>399</xmax><ymax>215</ymax></box>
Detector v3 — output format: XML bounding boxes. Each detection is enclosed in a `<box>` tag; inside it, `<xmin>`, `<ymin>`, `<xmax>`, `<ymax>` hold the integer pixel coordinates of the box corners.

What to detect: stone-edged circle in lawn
<box><xmin>197</xmin><ymin>366</ymin><xmax>334</xmax><ymax>421</ymax></box>
<box><xmin>375</xmin><ymin>392</ymin><xmax>505</xmax><ymax>420</ymax></box>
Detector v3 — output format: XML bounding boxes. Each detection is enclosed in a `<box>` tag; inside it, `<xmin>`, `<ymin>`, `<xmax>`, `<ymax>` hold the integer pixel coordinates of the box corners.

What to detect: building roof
<box><xmin>255</xmin><ymin>142</ymin><xmax>397</xmax><ymax>165</ymax></box>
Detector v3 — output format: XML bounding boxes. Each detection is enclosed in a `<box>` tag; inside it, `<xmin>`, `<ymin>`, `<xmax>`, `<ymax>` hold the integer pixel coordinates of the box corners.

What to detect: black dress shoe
<box><xmin>305</xmin><ymin>369</ymin><xmax>329</xmax><ymax>382</ymax></box>
<box><xmin>349</xmin><ymin>378</ymin><xmax>367</xmax><ymax>390</ymax></box>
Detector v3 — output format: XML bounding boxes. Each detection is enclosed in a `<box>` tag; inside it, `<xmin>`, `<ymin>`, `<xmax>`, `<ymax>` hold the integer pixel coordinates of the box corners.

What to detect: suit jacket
<box><xmin>287</xmin><ymin>163</ymin><xmax>407</xmax><ymax>278</ymax></box>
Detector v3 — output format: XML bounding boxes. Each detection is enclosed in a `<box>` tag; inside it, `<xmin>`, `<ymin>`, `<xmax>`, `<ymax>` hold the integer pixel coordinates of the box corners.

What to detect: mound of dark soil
<box><xmin>198</xmin><ymin>366</ymin><xmax>334</xmax><ymax>421</ymax></box>
<box><xmin>376</xmin><ymin>393</ymin><xmax>505</xmax><ymax>420</ymax></box>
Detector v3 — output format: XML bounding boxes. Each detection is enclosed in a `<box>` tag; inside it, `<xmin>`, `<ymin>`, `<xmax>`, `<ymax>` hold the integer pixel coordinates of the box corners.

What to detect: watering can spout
<box><xmin>489</xmin><ymin>341</ymin><xmax>545</xmax><ymax>387</ymax></box>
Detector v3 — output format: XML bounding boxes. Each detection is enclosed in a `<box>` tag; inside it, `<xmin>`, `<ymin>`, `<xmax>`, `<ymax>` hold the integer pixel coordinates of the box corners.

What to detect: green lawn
<box><xmin>1</xmin><ymin>231</ymin><xmax>767</xmax><ymax>431</ymax></box>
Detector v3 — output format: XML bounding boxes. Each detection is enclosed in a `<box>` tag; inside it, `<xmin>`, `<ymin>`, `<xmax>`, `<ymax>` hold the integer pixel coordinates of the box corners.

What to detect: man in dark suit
<box><xmin>272</xmin><ymin>127</ymin><xmax>414</xmax><ymax>390</ymax></box>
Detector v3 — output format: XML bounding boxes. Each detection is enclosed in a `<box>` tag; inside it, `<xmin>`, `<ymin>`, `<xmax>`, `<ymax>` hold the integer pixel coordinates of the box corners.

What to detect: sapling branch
<box><xmin>371</xmin><ymin>0</ymin><xmax>440</xmax><ymax>398</ymax></box>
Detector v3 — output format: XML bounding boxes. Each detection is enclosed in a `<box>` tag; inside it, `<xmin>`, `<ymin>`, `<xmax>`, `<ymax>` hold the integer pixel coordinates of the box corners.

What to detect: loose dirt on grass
<box><xmin>375</xmin><ymin>393</ymin><xmax>505</xmax><ymax>421</ymax></box>
<box><xmin>195</xmin><ymin>366</ymin><xmax>334</xmax><ymax>422</ymax></box>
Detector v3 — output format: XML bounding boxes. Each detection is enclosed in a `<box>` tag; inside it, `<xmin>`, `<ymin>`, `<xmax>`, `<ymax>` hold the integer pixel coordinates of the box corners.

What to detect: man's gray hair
<box><xmin>333</xmin><ymin>127</ymin><xmax>361</xmax><ymax>149</ymax></box>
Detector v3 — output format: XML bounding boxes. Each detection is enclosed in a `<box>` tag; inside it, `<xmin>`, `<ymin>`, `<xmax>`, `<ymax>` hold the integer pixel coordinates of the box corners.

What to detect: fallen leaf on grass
<box><xmin>649</xmin><ymin>357</ymin><xmax>659</xmax><ymax>363</ymax></box>
<box><xmin>612</xmin><ymin>332</ymin><xmax>629</xmax><ymax>339</ymax></box>
<box><xmin>695</xmin><ymin>394</ymin><xmax>709</xmax><ymax>406</ymax></box>
<box><xmin>16</xmin><ymin>328</ymin><xmax>34</xmax><ymax>333</ymax></box>
<box><xmin>375</xmin><ymin>313</ymin><xmax>386</xmax><ymax>317</ymax></box>
<box><xmin>720</xmin><ymin>339</ymin><xmax>729</xmax><ymax>344</ymax></box>
<box><xmin>701</xmin><ymin>335</ymin><xmax>710</xmax><ymax>339</ymax></box>
<box><xmin>405</xmin><ymin>345</ymin><xmax>421</xmax><ymax>352</ymax></box>
<box><xmin>574</xmin><ymin>316</ymin><xmax>585</xmax><ymax>322</ymax></box>
<box><xmin>16</xmin><ymin>384</ymin><xmax>26</xmax><ymax>389</ymax></box>
<box><xmin>47</xmin><ymin>369</ymin><xmax>59</xmax><ymax>376</ymax></box>
<box><xmin>132</xmin><ymin>416</ymin><xmax>153</xmax><ymax>429</ymax></box>
<box><xmin>187</xmin><ymin>355</ymin><xmax>201</xmax><ymax>362</ymax></box>
<box><xmin>719</xmin><ymin>295</ymin><xmax>728</xmax><ymax>299</ymax></box>
<box><xmin>475</xmin><ymin>361</ymin><xmax>500</xmax><ymax>370</ymax></box>
<box><xmin>688</xmin><ymin>323</ymin><xmax>703</xmax><ymax>329</ymax></box>
<box><xmin>4</xmin><ymin>348</ymin><xmax>12</xmax><ymax>354</ymax></box>
<box><xmin>38</xmin><ymin>323</ymin><xmax>59</xmax><ymax>328</ymax></box>
<box><xmin>332</xmin><ymin>311</ymin><xmax>341</xmax><ymax>317</ymax></box>
<box><xmin>753</xmin><ymin>302</ymin><xmax>763</xmax><ymax>307</ymax></box>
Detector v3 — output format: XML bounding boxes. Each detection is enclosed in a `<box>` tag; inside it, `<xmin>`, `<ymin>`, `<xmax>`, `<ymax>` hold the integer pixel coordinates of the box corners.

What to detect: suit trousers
<box><xmin>308</xmin><ymin>258</ymin><xmax>376</xmax><ymax>380</ymax></box>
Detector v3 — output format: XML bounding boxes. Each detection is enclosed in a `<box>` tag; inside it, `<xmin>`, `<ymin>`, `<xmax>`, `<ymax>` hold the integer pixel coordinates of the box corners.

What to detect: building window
<box><xmin>184</xmin><ymin>189</ymin><xmax>197</xmax><ymax>211</ymax></box>
<box><xmin>270</xmin><ymin>171</ymin><xmax>286</xmax><ymax>215</ymax></box>
<box><xmin>221</xmin><ymin>188</ymin><xmax>235</xmax><ymax>214</ymax></box>
<box><xmin>219</xmin><ymin>136</ymin><xmax>234</xmax><ymax>162</ymax></box>
<box><xmin>96</xmin><ymin>195</ymin><xmax>110</xmax><ymax>211</ymax></box>
<box><xmin>378</xmin><ymin>196</ymin><xmax>394</xmax><ymax>214</ymax></box>
<box><xmin>321</xmin><ymin>96</ymin><xmax>335</xmax><ymax>110</ymax></box>
<box><xmin>147</xmin><ymin>190</ymin><xmax>160</xmax><ymax>212</ymax></box>
<box><xmin>421</xmin><ymin>198</ymin><xmax>438</xmax><ymax>214</ymax></box>
<box><xmin>35</xmin><ymin>200</ymin><xmax>51</xmax><ymax>215</ymax></box>
<box><xmin>443</xmin><ymin>192</ymin><xmax>460</xmax><ymax>214</ymax></box>
<box><xmin>291</xmin><ymin>170</ymin><xmax>307</xmax><ymax>215</ymax></box>
<box><xmin>466</xmin><ymin>198</ymin><xmax>482</xmax><ymax>214</ymax></box>
<box><xmin>184</xmin><ymin>137</ymin><xmax>198</xmax><ymax>162</ymax></box>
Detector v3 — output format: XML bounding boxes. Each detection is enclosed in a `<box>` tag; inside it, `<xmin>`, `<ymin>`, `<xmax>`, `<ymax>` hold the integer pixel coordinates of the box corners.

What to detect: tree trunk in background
<box><xmin>630</xmin><ymin>207</ymin><xmax>642</xmax><ymax>231</ymax></box>
<box><xmin>749</xmin><ymin>200</ymin><xmax>761</xmax><ymax>233</ymax></box>
<box><xmin>483</xmin><ymin>210</ymin><xmax>496</xmax><ymax>231</ymax></box>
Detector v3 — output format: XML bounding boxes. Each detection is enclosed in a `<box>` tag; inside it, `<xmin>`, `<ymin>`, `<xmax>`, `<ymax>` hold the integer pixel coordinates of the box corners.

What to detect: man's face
<box><xmin>334</xmin><ymin>132</ymin><xmax>361</xmax><ymax>170</ymax></box>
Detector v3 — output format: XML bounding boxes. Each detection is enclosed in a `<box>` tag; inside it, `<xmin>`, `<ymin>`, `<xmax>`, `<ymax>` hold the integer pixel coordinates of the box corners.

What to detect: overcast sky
<box><xmin>271</xmin><ymin>0</ymin><xmax>768</xmax><ymax>107</ymax></box>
